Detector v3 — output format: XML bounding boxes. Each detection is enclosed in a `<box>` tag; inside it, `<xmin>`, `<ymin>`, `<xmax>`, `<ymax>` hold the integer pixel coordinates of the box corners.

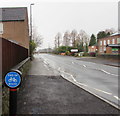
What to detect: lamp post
<box><xmin>30</xmin><ymin>3</ymin><xmax>34</xmax><ymax>41</ymax></box>
<box><xmin>30</xmin><ymin>3</ymin><xmax>34</xmax><ymax>59</ymax></box>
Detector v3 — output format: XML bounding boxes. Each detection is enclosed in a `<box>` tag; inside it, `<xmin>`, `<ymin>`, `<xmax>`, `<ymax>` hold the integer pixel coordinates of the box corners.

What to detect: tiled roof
<box><xmin>110</xmin><ymin>32</ymin><xmax>120</xmax><ymax>36</ymax></box>
<box><xmin>0</xmin><ymin>7</ymin><xmax>27</xmax><ymax>21</ymax></box>
<box><xmin>106</xmin><ymin>44</ymin><xmax>120</xmax><ymax>48</ymax></box>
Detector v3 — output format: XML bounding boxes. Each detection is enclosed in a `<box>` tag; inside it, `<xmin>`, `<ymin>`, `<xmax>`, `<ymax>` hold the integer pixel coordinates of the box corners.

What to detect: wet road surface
<box><xmin>38</xmin><ymin>54</ymin><xmax>119</xmax><ymax>109</ymax></box>
<box><xmin>17</xmin><ymin>56</ymin><xmax>119</xmax><ymax>114</ymax></box>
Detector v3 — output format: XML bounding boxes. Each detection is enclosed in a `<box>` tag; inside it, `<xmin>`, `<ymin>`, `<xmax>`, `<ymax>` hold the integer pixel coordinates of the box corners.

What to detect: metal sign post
<box><xmin>5</xmin><ymin>69</ymin><xmax>22</xmax><ymax>115</ymax></box>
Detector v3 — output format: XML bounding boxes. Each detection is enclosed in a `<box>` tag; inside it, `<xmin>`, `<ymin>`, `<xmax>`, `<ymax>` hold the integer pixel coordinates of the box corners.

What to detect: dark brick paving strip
<box><xmin>17</xmin><ymin>75</ymin><xmax>119</xmax><ymax>114</ymax></box>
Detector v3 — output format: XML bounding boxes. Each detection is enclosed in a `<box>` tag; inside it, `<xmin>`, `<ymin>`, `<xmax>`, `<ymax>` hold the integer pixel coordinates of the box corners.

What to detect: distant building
<box><xmin>0</xmin><ymin>7</ymin><xmax>29</xmax><ymax>49</ymax></box>
<box><xmin>98</xmin><ymin>33</ymin><xmax>120</xmax><ymax>54</ymax></box>
<box><xmin>88</xmin><ymin>44</ymin><xmax>98</xmax><ymax>53</ymax></box>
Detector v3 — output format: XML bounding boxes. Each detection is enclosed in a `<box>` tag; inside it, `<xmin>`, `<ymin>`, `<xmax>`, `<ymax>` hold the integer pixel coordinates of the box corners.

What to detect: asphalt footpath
<box><xmin>17</xmin><ymin>57</ymin><xmax>120</xmax><ymax>114</ymax></box>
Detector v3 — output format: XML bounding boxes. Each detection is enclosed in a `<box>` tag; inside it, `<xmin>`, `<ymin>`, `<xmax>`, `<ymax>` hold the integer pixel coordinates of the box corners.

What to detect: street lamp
<box><xmin>30</xmin><ymin>3</ymin><xmax>34</xmax><ymax>59</ymax></box>
<box><xmin>30</xmin><ymin>3</ymin><xmax>34</xmax><ymax>41</ymax></box>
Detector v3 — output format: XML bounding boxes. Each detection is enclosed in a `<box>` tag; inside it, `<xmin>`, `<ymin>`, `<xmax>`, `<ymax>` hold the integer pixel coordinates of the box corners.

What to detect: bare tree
<box><xmin>79</xmin><ymin>30</ymin><xmax>90</xmax><ymax>46</ymax></box>
<box><xmin>32</xmin><ymin>28</ymin><xmax>43</xmax><ymax>47</ymax></box>
<box><xmin>63</xmin><ymin>31</ymin><xmax>71</xmax><ymax>46</ymax></box>
<box><xmin>54</xmin><ymin>32</ymin><xmax>62</xmax><ymax>48</ymax></box>
<box><xmin>71</xmin><ymin>29</ymin><xmax>77</xmax><ymax>47</ymax></box>
<box><xmin>75</xmin><ymin>35</ymin><xmax>80</xmax><ymax>47</ymax></box>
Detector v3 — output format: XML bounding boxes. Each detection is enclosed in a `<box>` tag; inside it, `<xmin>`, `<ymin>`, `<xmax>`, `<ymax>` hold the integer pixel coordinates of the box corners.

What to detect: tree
<box><xmin>71</xmin><ymin>29</ymin><xmax>77</xmax><ymax>47</ymax></box>
<box><xmin>78</xmin><ymin>42</ymin><xmax>84</xmax><ymax>52</ymax></box>
<box><xmin>30</xmin><ymin>28</ymin><xmax>43</xmax><ymax>57</ymax></box>
<box><xmin>97</xmin><ymin>31</ymin><xmax>108</xmax><ymax>39</ymax></box>
<box><xmin>105</xmin><ymin>28</ymin><xmax>115</xmax><ymax>35</ymax></box>
<box><xmin>97</xmin><ymin>28</ymin><xmax>116</xmax><ymax>40</ymax></box>
<box><xmin>32</xmin><ymin>28</ymin><xmax>43</xmax><ymax>46</ymax></box>
<box><xmin>79</xmin><ymin>30</ymin><xmax>90</xmax><ymax>46</ymax></box>
<box><xmin>54</xmin><ymin>32</ymin><xmax>62</xmax><ymax>48</ymax></box>
<box><xmin>89</xmin><ymin>34</ymin><xmax>96</xmax><ymax>46</ymax></box>
<box><xmin>30</xmin><ymin>40</ymin><xmax>37</xmax><ymax>55</ymax></box>
<box><xmin>85</xmin><ymin>43</ymin><xmax>88</xmax><ymax>52</ymax></box>
<box><xmin>63</xmin><ymin>31</ymin><xmax>71</xmax><ymax>46</ymax></box>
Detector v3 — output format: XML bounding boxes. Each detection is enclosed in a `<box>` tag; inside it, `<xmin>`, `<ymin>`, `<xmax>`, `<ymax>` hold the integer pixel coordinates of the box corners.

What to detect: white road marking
<box><xmin>70</xmin><ymin>75</ymin><xmax>76</xmax><ymax>82</ymax></box>
<box><xmin>43</xmin><ymin>61</ymin><xmax>48</xmax><ymax>65</ymax></box>
<box><xmin>72</xmin><ymin>62</ymin><xmax>74</xmax><ymax>64</ymax></box>
<box><xmin>83</xmin><ymin>65</ymin><xmax>87</xmax><ymax>67</ymax></box>
<box><xmin>100</xmin><ymin>69</ymin><xmax>118</xmax><ymax>76</ymax></box>
<box><xmin>58</xmin><ymin>67</ymin><xmax>61</xmax><ymax>71</ymax></box>
<box><xmin>60</xmin><ymin>68</ymin><xmax>113</xmax><ymax>96</ymax></box>
<box><xmin>44</xmin><ymin>64</ymin><xmax>49</xmax><ymax>70</ymax></box>
<box><xmin>93</xmin><ymin>88</ymin><xmax>112</xmax><ymax>95</ymax></box>
<box><xmin>76</xmin><ymin>82</ymin><xmax>88</xmax><ymax>87</ymax></box>
<box><xmin>114</xmin><ymin>96</ymin><xmax>120</xmax><ymax>101</ymax></box>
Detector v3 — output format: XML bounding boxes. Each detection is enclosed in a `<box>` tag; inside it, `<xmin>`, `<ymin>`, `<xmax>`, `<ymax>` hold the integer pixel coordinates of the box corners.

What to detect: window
<box><xmin>0</xmin><ymin>23</ymin><xmax>3</xmax><ymax>34</ymax></box>
<box><xmin>117</xmin><ymin>38</ymin><xmax>120</xmax><ymax>44</ymax></box>
<box><xmin>100</xmin><ymin>47</ymin><xmax>102</xmax><ymax>52</ymax></box>
<box><xmin>103</xmin><ymin>47</ymin><xmax>106</xmax><ymax>51</ymax></box>
<box><xmin>112</xmin><ymin>39</ymin><xmax>115</xmax><ymax>44</ymax></box>
<box><xmin>104</xmin><ymin>40</ymin><xmax>106</xmax><ymax>45</ymax></box>
<box><xmin>107</xmin><ymin>40</ymin><xmax>110</xmax><ymax>44</ymax></box>
<box><xmin>100</xmin><ymin>41</ymin><xmax>102</xmax><ymax>46</ymax></box>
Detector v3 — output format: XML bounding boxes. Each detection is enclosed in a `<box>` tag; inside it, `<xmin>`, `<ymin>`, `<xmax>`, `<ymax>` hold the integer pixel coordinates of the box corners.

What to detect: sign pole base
<box><xmin>9</xmin><ymin>89</ymin><xmax>17</xmax><ymax>115</ymax></box>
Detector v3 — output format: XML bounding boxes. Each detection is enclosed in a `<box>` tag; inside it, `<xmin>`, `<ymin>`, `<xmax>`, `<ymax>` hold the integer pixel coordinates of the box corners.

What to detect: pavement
<box><xmin>17</xmin><ymin>55</ymin><xmax>120</xmax><ymax>114</ymax></box>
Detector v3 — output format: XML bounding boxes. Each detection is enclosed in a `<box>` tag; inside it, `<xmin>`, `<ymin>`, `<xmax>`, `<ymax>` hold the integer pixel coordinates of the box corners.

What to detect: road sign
<box><xmin>71</xmin><ymin>49</ymin><xmax>78</xmax><ymax>52</ymax></box>
<box><xmin>5</xmin><ymin>71</ymin><xmax>21</xmax><ymax>88</ymax></box>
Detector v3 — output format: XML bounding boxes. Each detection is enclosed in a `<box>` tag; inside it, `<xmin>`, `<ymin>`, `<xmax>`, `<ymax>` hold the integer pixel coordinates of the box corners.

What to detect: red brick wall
<box><xmin>88</xmin><ymin>46</ymin><xmax>97</xmax><ymax>52</ymax></box>
<box><xmin>98</xmin><ymin>35</ymin><xmax>120</xmax><ymax>54</ymax></box>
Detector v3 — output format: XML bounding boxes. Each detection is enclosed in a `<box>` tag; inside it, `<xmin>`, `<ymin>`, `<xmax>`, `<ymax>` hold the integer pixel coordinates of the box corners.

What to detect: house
<box><xmin>0</xmin><ymin>7</ymin><xmax>29</xmax><ymax>49</ymax></box>
<box><xmin>98</xmin><ymin>33</ymin><xmax>120</xmax><ymax>54</ymax></box>
<box><xmin>0</xmin><ymin>7</ymin><xmax>29</xmax><ymax>76</ymax></box>
<box><xmin>88</xmin><ymin>43</ymin><xmax>98</xmax><ymax>53</ymax></box>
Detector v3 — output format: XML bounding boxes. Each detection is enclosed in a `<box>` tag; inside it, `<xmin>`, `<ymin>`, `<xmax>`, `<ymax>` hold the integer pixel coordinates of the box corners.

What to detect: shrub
<box><xmin>83</xmin><ymin>52</ymin><xmax>89</xmax><ymax>56</ymax></box>
<box><xmin>74</xmin><ymin>53</ymin><xmax>78</xmax><ymax>57</ymax></box>
<box><xmin>89</xmin><ymin>52</ymin><xmax>96</xmax><ymax>57</ymax></box>
<box><xmin>65</xmin><ymin>51</ymin><xmax>70</xmax><ymax>55</ymax></box>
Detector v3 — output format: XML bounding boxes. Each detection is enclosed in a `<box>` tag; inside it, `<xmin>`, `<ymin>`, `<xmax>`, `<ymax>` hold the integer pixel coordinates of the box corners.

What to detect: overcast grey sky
<box><xmin>0</xmin><ymin>0</ymin><xmax>119</xmax><ymax>49</ymax></box>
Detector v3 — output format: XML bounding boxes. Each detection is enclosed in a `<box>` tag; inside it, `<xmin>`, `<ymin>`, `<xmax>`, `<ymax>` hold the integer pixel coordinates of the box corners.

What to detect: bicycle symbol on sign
<box><xmin>8</xmin><ymin>77</ymin><xmax>17</xmax><ymax>82</ymax></box>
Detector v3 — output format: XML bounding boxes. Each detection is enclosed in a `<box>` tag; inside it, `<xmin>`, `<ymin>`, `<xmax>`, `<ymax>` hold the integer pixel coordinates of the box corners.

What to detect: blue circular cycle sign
<box><xmin>5</xmin><ymin>71</ymin><xmax>21</xmax><ymax>88</ymax></box>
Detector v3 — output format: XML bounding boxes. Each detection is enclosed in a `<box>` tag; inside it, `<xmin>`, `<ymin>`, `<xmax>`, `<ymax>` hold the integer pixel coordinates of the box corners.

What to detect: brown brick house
<box><xmin>98</xmin><ymin>33</ymin><xmax>120</xmax><ymax>54</ymax></box>
<box><xmin>0</xmin><ymin>7</ymin><xmax>29</xmax><ymax>76</ymax></box>
<box><xmin>88</xmin><ymin>44</ymin><xmax>98</xmax><ymax>53</ymax></box>
<box><xmin>0</xmin><ymin>7</ymin><xmax>29</xmax><ymax>49</ymax></box>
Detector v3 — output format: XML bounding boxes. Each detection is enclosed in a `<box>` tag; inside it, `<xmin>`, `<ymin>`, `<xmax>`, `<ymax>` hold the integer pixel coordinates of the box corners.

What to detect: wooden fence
<box><xmin>1</xmin><ymin>38</ymin><xmax>28</xmax><ymax>77</ymax></box>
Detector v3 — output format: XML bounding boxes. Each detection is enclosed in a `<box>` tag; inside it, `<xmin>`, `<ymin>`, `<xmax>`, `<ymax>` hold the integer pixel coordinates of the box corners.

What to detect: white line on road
<box><xmin>100</xmin><ymin>69</ymin><xmax>118</xmax><ymax>77</ymax></box>
<box><xmin>93</xmin><ymin>88</ymin><xmax>112</xmax><ymax>95</ymax></box>
<box><xmin>72</xmin><ymin>62</ymin><xmax>74</xmax><ymax>64</ymax></box>
<box><xmin>83</xmin><ymin>65</ymin><xmax>87</xmax><ymax>67</ymax></box>
<box><xmin>70</xmin><ymin>74</ymin><xmax>88</xmax><ymax>87</ymax></box>
<box><xmin>44</xmin><ymin>64</ymin><xmax>49</xmax><ymax>70</ymax></box>
<box><xmin>76</xmin><ymin>82</ymin><xmax>88</xmax><ymax>87</ymax></box>
<box><xmin>70</xmin><ymin>75</ymin><xmax>76</xmax><ymax>82</ymax></box>
<box><xmin>58</xmin><ymin>67</ymin><xmax>61</xmax><ymax>71</ymax></box>
<box><xmin>114</xmin><ymin>96</ymin><xmax>120</xmax><ymax>101</ymax></box>
<box><xmin>43</xmin><ymin>61</ymin><xmax>48</xmax><ymax>65</ymax></box>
